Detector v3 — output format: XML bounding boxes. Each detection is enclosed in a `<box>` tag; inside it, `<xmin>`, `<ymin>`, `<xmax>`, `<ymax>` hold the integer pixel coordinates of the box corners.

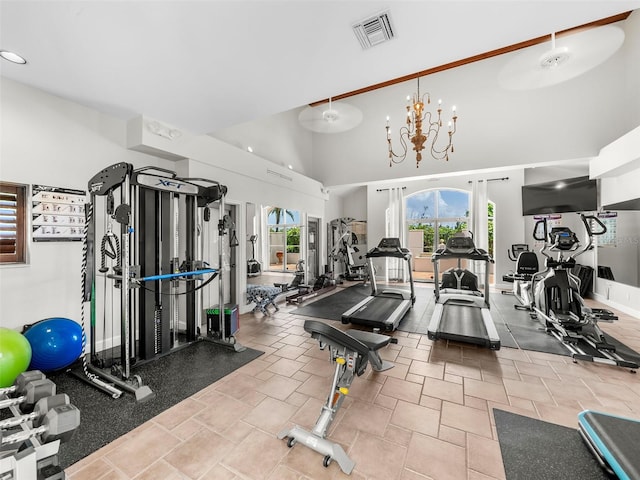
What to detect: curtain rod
<box><xmin>376</xmin><ymin>186</ymin><xmax>407</xmax><ymax>192</ymax></box>
<box><xmin>467</xmin><ymin>177</ymin><xmax>509</xmax><ymax>183</ymax></box>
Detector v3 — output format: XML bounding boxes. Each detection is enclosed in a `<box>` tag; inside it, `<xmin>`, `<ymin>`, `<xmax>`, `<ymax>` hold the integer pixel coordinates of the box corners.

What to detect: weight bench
<box><xmin>278</xmin><ymin>319</ymin><xmax>396</xmax><ymax>474</ymax></box>
<box><xmin>246</xmin><ymin>284</ymin><xmax>282</xmax><ymax>315</ymax></box>
<box><xmin>578</xmin><ymin>410</ymin><xmax>640</xmax><ymax>480</ymax></box>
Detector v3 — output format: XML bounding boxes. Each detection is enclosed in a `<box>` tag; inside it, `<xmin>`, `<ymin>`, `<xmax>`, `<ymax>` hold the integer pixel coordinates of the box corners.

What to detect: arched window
<box><xmin>406</xmin><ymin>189</ymin><xmax>470</xmax><ymax>256</ymax></box>
<box><xmin>406</xmin><ymin>189</ymin><xmax>495</xmax><ymax>282</ymax></box>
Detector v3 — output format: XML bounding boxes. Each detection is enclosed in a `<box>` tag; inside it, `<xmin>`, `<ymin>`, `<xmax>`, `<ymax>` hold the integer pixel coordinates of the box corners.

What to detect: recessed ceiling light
<box><xmin>246</xmin><ymin>146</ymin><xmax>253</xmax><ymax>153</ymax></box>
<box><xmin>0</xmin><ymin>50</ymin><xmax>27</xmax><ymax>64</ymax></box>
<box><xmin>288</xmin><ymin>165</ymin><xmax>293</xmax><ymax>170</ymax></box>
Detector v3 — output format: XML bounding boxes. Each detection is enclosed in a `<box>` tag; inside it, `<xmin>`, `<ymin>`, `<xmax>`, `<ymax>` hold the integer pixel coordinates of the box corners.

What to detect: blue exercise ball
<box><xmin>24</xmin><ymin>318</ymin><xmax>84</xmax><ymax>372</ymax></box>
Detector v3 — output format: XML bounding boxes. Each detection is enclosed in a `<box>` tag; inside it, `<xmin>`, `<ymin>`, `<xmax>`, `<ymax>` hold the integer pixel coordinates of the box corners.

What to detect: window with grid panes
<box><xmin>0</xmin><ymin>183</ymin><xmax>27</xmax><ymax>263</ymax></box>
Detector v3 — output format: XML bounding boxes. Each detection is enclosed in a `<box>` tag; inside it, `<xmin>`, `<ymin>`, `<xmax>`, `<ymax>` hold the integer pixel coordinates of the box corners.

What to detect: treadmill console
<box><xmin>445</xmin><ymin>236</ymin><xmax>476</xmax><ymax>255</ymax></box>
<box><xmin>366</xmin><ymin>238</ymin><xmax>410</xmax><ymax>258</ymax></box>
<box><xmin>433</xmin><ymin>235</ymin><xmax>491</xmax><ymax>261</ymax></box>
<box><xmin>549</xmin><ymin>227</ymin><xmax>578</xmax><ymax>250</ymax></box>
<box><xmin>377</xmin><ymin>238</ymin><xmax>401</xmax><ymax>250</ymax></box>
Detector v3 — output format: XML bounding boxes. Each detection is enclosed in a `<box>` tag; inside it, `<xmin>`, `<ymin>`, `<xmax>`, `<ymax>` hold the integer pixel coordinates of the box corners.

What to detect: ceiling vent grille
<box><xmin>352</xmin><ymin>10</ymin><xmax>395</xmax><ymax>50</ymax></box>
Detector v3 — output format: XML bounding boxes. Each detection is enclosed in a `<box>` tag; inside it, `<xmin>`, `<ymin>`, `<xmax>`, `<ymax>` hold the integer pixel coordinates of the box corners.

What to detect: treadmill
<box><xmin>578</xmin><ymin>410</ymin><xmax>640</xmax><ymax>480</ymax></box>
<box><xmin>341</xmin><ymin>238</ymin><xmax>415</xmax><ymax>331</ymax></box>
<box><xmin>427</xmin><ymin>234</ymin><xmax>500</xmax><ymax>350</ymax></box>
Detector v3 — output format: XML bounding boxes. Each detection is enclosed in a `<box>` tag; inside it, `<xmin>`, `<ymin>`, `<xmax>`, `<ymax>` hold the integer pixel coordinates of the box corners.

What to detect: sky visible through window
<box><xmin>406</xmin><ymin>190</ymin><xmax>469</xmax><ymax>220</ymax></box>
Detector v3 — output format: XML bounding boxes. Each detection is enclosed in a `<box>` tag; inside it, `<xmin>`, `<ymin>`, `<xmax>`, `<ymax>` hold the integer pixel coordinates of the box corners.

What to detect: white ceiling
<box><xmin>2</xmin><ymin>0</ymin><xmax>640</xmax><ymax>137</ymax></box>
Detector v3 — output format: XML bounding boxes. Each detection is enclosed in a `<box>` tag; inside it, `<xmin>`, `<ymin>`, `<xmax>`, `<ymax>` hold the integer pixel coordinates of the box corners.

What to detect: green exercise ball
<box><xmin>0</xmin><ymin>327</ymin><xmax>32</xmax><ymax>388</ymax></box>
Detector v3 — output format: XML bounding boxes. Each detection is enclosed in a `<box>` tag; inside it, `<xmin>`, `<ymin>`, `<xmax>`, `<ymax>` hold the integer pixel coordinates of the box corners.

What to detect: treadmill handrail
<box><xmin>366</xmin><ymin>240</ymin><xmax>415</xmax><ymax>304</ymax></box>
<box><xmin>432</xmin><ymin>248</ymin><xmax>491</xmax><ymax>262</ymax></box>
<box><xmin>433</xmin><ymin>241</ymin><xmax>491</xmax><ymax>305</ymax></box>
<box><xmin>366</xmin><ymin>247</ymin><xmax>411</xmax><ymax>260</ymax></box>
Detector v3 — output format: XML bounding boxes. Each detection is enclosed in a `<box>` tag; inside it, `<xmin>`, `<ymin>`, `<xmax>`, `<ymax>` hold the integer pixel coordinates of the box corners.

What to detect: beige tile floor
<box><xmin>66</xmin><ymin>286</ymin><xmax>640</xmax><ymax>480</ymax></box>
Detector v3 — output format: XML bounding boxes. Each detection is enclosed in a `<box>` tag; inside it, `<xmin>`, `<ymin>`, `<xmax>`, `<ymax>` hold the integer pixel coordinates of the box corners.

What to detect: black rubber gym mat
<box><xmin>293</xmin><ymin>284</ymin><xmax>640</xmax><ymax>362</ymax></box>
<box><xmin>491</xmin><ymin>291</ymin><xmax>640</xmax><ymax>362</ymax></box>
<box><xmin>494</xmin><ymin>408</ymin><xmax>608</xmax><ymax>480</ymax></box>
<box><xmin>47</xmin><ymin>340</ymin><xmax>263</xmax><ymax>469</ymax></box>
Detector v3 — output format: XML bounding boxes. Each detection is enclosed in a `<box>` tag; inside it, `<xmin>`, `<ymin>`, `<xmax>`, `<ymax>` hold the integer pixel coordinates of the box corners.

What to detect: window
<box><xmin>0</xmin><ymin>182</ymin><xmax>27</xmax><ymax>264</ymax></box>
<box><xmin>406</xmin><ymin>189</ymin><xmax>470</xmax><ymax>256</ymax></box>
<box><xmin>406</xmin><ymin>188</ymin><xmax>495</xmax><ymax>283</ymax></box>
<box><xmin>266</xmin><ymin>207</ymin><xmax>301</xmax><ymax>272</ymax></box>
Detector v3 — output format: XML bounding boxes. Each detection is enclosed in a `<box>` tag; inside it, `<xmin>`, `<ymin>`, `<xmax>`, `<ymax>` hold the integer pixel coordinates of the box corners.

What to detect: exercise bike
<box><xmin>501</xmin><ymin>244</ymin><xmax>539</xmax><ymax>311</ymax></box>
<box><xmin>531</xmin><ymin>214</ymin><xmax>637</xmax><ymax>371</ymax></box>
<box><xmin>247</xmin><ymin>234</ymin><xmax>261</xmax><ymax>277</ymax></box>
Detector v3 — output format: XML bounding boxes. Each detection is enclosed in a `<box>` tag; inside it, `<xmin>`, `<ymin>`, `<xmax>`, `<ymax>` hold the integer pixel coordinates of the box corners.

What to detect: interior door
<box><xmin>307</xmin><ymin>217</ymin><xmax>320</xmax><ymax>282</ymax></box>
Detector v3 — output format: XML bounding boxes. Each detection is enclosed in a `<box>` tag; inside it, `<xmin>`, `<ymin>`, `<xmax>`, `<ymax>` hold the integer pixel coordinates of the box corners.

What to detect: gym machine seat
<box><xmin>278</xmin><ymin>320</ymin><xmax>396</xmax><ymax>474</ymax></box>
<box><xmin>578</xmin><ymin>410</ymin><xmax>640</xmax><ymax>480</ymax></box>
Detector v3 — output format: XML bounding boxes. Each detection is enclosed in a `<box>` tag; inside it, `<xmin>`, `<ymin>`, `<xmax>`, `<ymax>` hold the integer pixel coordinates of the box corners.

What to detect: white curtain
<box><xmin>385</xmin><ymin>187</ymin><xmax>407</xmax><ymax>281</ymax></box>
<box><xmin>470</xmin><ymin>180</ymin><xmax>488</xmax><ymax>284</ymax></box>
<box><xmin>259</xmin><ymin>205</ymin><xmax>268</xmax><ymax>269</ymax></box>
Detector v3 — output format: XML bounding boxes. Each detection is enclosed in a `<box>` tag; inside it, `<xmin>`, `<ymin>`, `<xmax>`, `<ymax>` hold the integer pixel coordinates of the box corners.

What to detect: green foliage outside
<box><xmin>409</xmin><ymin>203</ymin><xmax>493</xmax><ymax>256</ymax></box>
<box><xmin>286</xmin><ymin>226</ymin><xmax>300</xmax><ymax>253</ymax></box>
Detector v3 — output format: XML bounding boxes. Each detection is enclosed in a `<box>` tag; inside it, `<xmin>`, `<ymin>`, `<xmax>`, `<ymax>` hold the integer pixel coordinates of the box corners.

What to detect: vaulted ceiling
<box><xmin>2</xmin><ymin>1</ymin><xmax>640</xmax><ymax>187</ymax></box>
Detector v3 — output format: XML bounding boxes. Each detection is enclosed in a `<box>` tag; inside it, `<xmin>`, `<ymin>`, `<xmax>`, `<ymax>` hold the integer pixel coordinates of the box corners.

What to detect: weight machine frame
<box><xmin>79</xmin><ymin>162</ymin><xmax>242</xmax><ymax>401</ymax></box>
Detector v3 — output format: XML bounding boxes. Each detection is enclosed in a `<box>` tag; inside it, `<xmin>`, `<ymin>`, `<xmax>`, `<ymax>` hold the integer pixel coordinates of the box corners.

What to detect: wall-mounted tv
<box><xmin>521</xmin><ymin>176</ymin><xmax>597</xmax><ymax>216</ymax></box>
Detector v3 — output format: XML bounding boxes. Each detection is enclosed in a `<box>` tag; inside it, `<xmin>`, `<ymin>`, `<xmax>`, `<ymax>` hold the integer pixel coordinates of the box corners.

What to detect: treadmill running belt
<box><xmin>439</xmin><ymin>304</ymin><xmax>488</xmax><ymax>346</ymax></box>
<box><xmin>351</xmin><ymin>296</ymin><xmax>404</xmax><ymax>319</ymax></box>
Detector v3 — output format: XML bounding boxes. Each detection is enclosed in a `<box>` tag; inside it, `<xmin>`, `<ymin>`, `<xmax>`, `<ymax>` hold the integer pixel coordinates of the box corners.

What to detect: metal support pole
<box><xmin>218</xmin><ymin>194</ymin><xmax>226</xmax><ymax>342</ymax></box>
<box><xmin>121</xmin><ymin>174</ymin><xmax>131</xmax><ymax>379</ymax></box>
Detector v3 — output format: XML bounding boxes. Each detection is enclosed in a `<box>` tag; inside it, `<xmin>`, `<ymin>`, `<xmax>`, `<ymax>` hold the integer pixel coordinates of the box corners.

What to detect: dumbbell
<box><xmin>1</xmin><ymin>401</ymin><xmax>80</xmax><ymax>446</ymax></box>
<box><xmin>0</xmin><ymin>371</ymin><xmax>56</xmax><ymax>413</ymax></box>
<box><xmin>0</xmin><ymin>370</ymin><xmax>45</xmax><ymax>396</ymax></box>
<box><xmin>0</xmin><ymin>393</ymin><xmax>70</xmax><ymax>430</ymax></box>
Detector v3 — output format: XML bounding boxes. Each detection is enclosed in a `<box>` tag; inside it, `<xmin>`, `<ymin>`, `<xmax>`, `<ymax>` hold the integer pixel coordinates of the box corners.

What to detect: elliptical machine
<box><xmin>501</xmin><ymin>244</ymin><xmax>539</xmax><ymax>311</ymax></box>
<box><xmin>531</xmin><ymin>214</ymin><xmax>637</xmax><ymax>371</ymax></box>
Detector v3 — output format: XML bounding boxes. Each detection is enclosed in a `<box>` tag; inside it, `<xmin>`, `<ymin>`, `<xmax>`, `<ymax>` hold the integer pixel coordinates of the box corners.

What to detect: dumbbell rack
<box><xmin>0</xmin><ymin>371</ymin><xmax>78</xmax><ymax>480</ymax></box>
<box><xmin>0</xmin><ymin>402</ymin><xmax>65</xmax><ymax>479</ymax></box>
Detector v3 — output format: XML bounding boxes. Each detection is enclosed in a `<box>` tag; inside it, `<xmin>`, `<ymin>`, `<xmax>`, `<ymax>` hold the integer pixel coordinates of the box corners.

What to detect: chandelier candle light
<box><xmin>386</xmin><ymin>77</ymin><xmax>458</xmax><ymax>168</ymax></box>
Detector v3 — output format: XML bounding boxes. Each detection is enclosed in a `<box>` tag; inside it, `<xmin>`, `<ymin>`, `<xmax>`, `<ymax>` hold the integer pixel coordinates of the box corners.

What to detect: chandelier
<box><xmin>385</xmin><ymin>77</ymin><xmax>458</xmax><ymax>168</ymax></box>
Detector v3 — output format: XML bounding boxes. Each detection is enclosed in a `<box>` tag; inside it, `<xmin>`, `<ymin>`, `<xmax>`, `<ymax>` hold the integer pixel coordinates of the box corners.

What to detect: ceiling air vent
<box><xmin>352</xmin><ymin>10</ymin><xmax>395</xmax><ymax>50</ymax></box>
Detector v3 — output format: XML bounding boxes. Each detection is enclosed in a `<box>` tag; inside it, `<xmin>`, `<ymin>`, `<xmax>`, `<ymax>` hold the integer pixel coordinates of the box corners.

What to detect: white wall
<box><xmin>0</xmin><ymin>79</ymin><xmax>175</xmax><ymax>331</ymax></box>
<box><xmin>342</xmin><ymin>187</ymin><xmax>367</xmax><ymax>222</ymax></box>
<box><xmin>589</xmin><ymin>127</ymin><xmax>640</xmax><ymax>317</ymax></box>
<box><xmin>597</xmin><ymin>211</ymin><xmax>640</xmax><ymax>287</ymax></box>
<box><xmin>209</xmin><ymin>107</ymin><xmax>314</xmax><ymax>177</ymax></box>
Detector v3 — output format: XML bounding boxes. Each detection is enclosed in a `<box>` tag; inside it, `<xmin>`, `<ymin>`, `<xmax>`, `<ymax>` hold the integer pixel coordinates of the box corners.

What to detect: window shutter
<box><xmin>0</xmin><ymin>183</ymin><xmax>26</xmax><ymax>263</ymax></box>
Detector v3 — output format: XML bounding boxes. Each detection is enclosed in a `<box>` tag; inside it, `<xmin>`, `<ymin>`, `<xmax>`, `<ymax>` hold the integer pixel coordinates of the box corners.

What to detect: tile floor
<box><xmin>66</xmin><ymin>285</ymin><xmax>640</xmax><ymax>480</ymax></box>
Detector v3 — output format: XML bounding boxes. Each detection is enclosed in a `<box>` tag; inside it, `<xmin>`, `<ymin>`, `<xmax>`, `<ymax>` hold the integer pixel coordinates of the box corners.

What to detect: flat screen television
<box><xmin>521</xmin><ymin>176</ymin><xmax>597</xmax><ymax>216</ymax></box>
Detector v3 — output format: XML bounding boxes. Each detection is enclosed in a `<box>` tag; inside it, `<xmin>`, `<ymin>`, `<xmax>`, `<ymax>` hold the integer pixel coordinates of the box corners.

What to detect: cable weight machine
<box><xmin>78</xmin><ymin>162</ymin><xmax>242</xmax><ymax>401</ymax></box>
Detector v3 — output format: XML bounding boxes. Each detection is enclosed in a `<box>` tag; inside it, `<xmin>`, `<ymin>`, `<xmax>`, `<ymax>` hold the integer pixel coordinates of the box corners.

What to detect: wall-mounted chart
<box><xmin>597</xmin><ymin>211</ymin><xmax>617</xmax><ymax>246</ymax></box>
<box><xmin>32</xmin><ymin>184</ymin><xmax>86</xmax><ymax>241</ymax></box>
